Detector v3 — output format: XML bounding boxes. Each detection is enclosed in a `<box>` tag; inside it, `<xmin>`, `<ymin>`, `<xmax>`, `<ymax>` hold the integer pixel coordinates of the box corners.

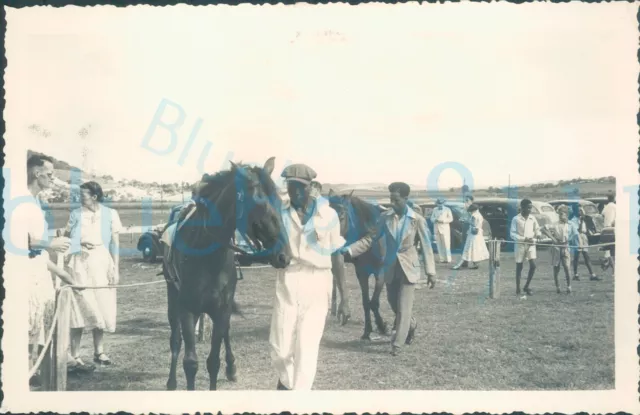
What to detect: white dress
<box><xmin>64</xmin><ymin>205</ymin><xmax>122</xmax><ymax>332</ymax></box>
<box><xmin>461</xmin><ymin>211</ymin><xmax>490</xmax><ymax>262</ymax></box>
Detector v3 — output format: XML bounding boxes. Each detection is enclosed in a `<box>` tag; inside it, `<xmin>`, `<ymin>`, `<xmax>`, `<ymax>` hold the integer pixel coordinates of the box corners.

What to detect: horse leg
<box><xmin>207</xmin><ymin>314</ymin><xmax>227</xmax><ymax>390</ymax></box>
<box><xmin>166</xmin><ymin>284</ymin><xmax>182</xmax><ymax>390</ymax></box>
<box><xmin>179</xmin><ymin>309</ymin><xmax>198</xmax><ymax>390</ymax></box>
<box><xmin>371</xmin><ymin>276</ymin><xmax>388</xmax><ymax>335</ymax></box>
<box><xmin>330</xmin><ymin>272</ymin><xmax>338</xmax><ymax>317</ymax></box>
<box><xmin>357</xmin><ymin>270</ymin><xmax>373</xmax><ymax>341</ymax></box>
<box><xmin>223</xmin><ymin>322</ymin><xmax>237</xmax><ymax>382</ymax></box>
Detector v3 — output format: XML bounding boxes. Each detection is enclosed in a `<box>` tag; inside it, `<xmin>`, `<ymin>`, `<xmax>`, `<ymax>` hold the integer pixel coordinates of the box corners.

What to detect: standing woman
<box><xmin>452</xmin><ymin>203</ymin><xmax>489</xmax><ymax>270</ymax></box>
<box><xmin>570</xmin><ymin>205</ymin><xmax>600</xmax><ymax>281</ymax></box>
<box><xmin>65</xmin><ymin>181</ymin><xmax>122</xmax><ymax>366</ymax></box>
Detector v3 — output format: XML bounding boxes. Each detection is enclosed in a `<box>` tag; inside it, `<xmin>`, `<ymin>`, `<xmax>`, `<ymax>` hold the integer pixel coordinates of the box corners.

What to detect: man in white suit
<box><xmin>269</xmin><ymin>164</ymin><xmax>350</xmax><ymax>390</ymax></box>
<box><xmin>431</xmin><ymin>198</ymin><xmax>453</xmax><ymax>263</ymax></box>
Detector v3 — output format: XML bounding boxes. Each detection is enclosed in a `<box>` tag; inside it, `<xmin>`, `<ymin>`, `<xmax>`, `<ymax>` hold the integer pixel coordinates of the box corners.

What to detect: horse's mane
<box><xmin>177</xmin><ymin>162</ymin><xmax>278</xmax><ymax>250</ymax></box>
<box><xmin>330</xmin><ymin>194</ymin><xmax>382</xmax><ymax>241</ymax></box>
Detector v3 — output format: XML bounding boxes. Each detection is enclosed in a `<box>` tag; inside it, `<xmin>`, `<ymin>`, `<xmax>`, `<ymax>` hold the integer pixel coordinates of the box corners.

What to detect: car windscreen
<box><xmin>541</xmin><ymin>205</ymin><xmax>555</xmax><ymax>212</ymax></box>
<box><xmin>582</xmin><ymin>204</ymin><xmax>599</xmax><ymax>215</ymax></box>
<box><xmin>449</xmin><ymin>205</ymin><xmax>467</xmax><ymax>219</ymax></box>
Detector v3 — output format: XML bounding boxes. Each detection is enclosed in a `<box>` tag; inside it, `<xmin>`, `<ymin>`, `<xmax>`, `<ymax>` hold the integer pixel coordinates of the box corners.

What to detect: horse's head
<box><xmin>198</xmin><ymin>157</ymin><xmax>292</xmax><ymax>269</ymax></box>
<box><xmin>233</xmin><ymin>157</ymin><xmax>292</xmax><ymax>269</ymax></box>
<box><xmin>328</xmin><ymin>189</ymin><xmax>380</xmax><ymax>243</ymax></box>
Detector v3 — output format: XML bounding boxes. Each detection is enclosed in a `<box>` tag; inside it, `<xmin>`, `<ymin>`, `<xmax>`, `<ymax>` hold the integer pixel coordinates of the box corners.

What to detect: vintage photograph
<box><xmin>2</xmin><ymin>2</ymin><xmax>639</xmax><ymax>414</ymax></box>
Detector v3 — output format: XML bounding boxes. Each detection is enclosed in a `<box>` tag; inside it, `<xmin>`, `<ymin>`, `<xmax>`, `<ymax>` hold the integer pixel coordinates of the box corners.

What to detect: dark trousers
<box><xmin>386</xmin><ymin>261</ymin><xmax>416</xmax><ymax>349</ymax></box>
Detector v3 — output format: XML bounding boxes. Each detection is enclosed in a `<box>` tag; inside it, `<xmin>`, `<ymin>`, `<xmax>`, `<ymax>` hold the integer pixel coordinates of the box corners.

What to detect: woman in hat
<box><xmin>452</xmin><ymin>203</ymin><xmax>489</xmax><ymax>270</ymax></box>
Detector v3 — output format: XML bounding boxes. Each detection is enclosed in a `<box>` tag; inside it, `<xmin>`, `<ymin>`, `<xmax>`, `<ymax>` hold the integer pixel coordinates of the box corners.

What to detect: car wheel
<box><xmin>142</xmin><ymin>246</ymin><xmax>156</xmax><ymax>263</ymax></box>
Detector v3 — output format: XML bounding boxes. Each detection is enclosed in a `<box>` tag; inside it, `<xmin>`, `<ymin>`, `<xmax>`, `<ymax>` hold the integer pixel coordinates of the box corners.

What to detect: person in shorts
<box><xmin>541</xmin><ymin>205</ymin><xmax>575</xmax><ymax>294</ymax></box>
<box><xmin>509</xmin><ymin>199</ymin><xmax>541</xmax><ymax>296</ymax></box>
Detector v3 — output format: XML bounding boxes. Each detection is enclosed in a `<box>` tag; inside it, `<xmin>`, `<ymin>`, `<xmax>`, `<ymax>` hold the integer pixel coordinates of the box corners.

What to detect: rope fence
<box><xmin>484</xmin><ymin>238</ymin><xmax>615</xmax><ymax>299</ymax></box>
<box><xmin>31</xmin><ymin>235</ymin><xmax>615</xmax><ymax>389</ymax></box>
<box><xmin>30</xmin><ymin>256</ymin><xmax>277</xmax><ymax>391</ymax></box>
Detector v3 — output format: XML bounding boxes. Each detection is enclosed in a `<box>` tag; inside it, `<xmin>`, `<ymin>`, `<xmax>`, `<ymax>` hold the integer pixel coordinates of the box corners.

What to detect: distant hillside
<box><xmin>30</xmin><ymin>150</ymin><xmax>616</xmax><ymax>204</ymax></box>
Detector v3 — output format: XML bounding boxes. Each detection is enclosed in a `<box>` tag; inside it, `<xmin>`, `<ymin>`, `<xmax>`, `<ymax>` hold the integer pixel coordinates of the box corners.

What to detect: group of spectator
<box><xmin>431</xmin><ymin>193</ymin><xmax>616</xmax><ymax>297</ymax></box>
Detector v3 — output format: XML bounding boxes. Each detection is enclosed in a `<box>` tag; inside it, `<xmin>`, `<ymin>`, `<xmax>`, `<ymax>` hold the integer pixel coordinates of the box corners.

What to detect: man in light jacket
<box><xmin>340</xmin><ymin>182</ymin><xmax>436</xmax><ymax>356</ymax></box>
<box><xmin>270</xmin><ymin>164</ymin><xmax>350</xmax><ymax>391</ymax></box>
<box><xmin>431</xmin><ymin>198</ymin><xmax>453</xmax><ymax>263</ymax></box>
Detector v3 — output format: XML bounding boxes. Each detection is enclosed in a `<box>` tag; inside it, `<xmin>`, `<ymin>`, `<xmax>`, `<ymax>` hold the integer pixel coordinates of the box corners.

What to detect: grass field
<box><xmin>63</xmin><ymin>236</ymin><xmax>615</xmax><ymax>392</ymax></box>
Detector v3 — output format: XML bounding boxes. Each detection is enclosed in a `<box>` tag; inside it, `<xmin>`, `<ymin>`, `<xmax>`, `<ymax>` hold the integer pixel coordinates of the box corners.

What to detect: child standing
<box><xmin>570</xmin><ymin>205</ymin><xmax>600</xmax><ymax>281</ymax></box>
<box><xmin>540</xmin><ymin>205</ymin><xmax>575</xmax><ymax>294</ymax></box>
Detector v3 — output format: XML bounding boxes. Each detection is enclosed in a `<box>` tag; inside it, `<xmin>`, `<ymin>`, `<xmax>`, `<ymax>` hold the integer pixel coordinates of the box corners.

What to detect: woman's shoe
<box><xmin>94</xmin><ymin>353</ymin><xmax>112</xmax><ymax>366</ymax></box>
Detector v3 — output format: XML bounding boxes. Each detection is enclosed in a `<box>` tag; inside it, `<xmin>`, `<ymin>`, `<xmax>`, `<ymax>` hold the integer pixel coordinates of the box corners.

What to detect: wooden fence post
<box><xmin>489</xmin><ymin>240</ymin><xmax>502</xmax><ymax>299</ymax></box>
<box><xmin>54</xmin><ymin>288</ymin><xmax>72</xmax><ymax>391</ymax></box>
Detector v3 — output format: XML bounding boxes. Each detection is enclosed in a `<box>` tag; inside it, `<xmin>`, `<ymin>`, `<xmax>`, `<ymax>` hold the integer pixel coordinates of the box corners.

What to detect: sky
<box><xmin>5</xmin><ymin>3</ymin><xmax>639</xmax><ymax>190</ymax></box>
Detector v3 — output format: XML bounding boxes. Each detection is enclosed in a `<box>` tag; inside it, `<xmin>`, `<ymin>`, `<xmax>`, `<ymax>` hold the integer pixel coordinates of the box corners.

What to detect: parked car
<box><xmin>420</xmin><ymin>201</ymin><xmax>492</xmax><ymax>254</ymax></box>
<box><xmin>472</xmin><ymin>198</ymin><xmax>554</xmax><ymax>251</ymax></box>
<box><xmin>137</xmin><ymin>201</ymin><xmax>192</xmax><ymax>262</ymax></box>
<box><xmin>136</xmin><ymin>200</ymin><xmax>258</xmax><ymax>267</ymax></box>
<box><xmin>585</xmin><ymin>196</ymin><xmax>610</xmax><ymax>214</ymax></box>
<box><xmin>548</xmin><ymin>199</ymin><xmax>604</xmax><ymax>243</ymax></box>
<box><xmin>137</xmin><ymin>227</ymin><xmax>165</xmax><ymax>263</ymax></box>
<box><xmin>531</xmin><ymin>200</ymin><xmax>559</xmax><ymax>224</ymax></box>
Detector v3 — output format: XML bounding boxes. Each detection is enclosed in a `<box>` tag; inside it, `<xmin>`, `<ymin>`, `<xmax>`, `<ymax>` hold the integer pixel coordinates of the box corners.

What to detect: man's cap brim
<box><xmin>286</xmin><ymin>177</ymin><xmax>311</xmax><ymax>185</ymax></box>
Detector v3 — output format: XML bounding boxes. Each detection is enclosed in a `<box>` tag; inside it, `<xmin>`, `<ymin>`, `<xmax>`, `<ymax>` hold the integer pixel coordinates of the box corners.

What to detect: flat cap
<box><xmin>436</xmin><ymin>197</ymin><xmax>445</xmax><ymax>205</ymax></box>
<box><xmin>281</xmin><ymin>163</ymin><xmax>317</xmax><ymax>185</ymax></box>
<box><xmin>388</xmin><ymin>182</ymin><xmax>411</xmax><ymax>197</ymax></box>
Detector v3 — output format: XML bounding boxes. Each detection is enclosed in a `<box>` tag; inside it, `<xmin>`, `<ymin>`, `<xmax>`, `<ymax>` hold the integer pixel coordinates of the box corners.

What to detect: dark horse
<box><xmin>162</xmin><ymin>157</ymin><xmax>292</xmax><ymax>390</ymax></box>
<box><xmin>327</xmin><ymin>190</ymin><xmax>389</xmax><ymax>340</ymax></box>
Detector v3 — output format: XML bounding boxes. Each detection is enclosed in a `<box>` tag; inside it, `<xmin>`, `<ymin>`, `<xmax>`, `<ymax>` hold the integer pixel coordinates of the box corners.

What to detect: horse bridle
<box><xmin>194</xmin><ymin>171</ymin><xmax>274</xmax><ymax>258</ymax></box>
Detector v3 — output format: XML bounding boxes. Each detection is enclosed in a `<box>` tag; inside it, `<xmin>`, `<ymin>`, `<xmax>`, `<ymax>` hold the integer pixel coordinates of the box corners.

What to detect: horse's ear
<box><xmin>349</xmin><ymin>190</ymin><xmax>355</xmax><ymax>197</ymax></box>
<box><xmin>328</xmin><ymin>188</ymin><xmax>337</xmax><ymax>197</ymax></box>
<box><xmin>263</xmin><ymin>157</ymin><xmax>276</xmax><ymax>176</ymax></box>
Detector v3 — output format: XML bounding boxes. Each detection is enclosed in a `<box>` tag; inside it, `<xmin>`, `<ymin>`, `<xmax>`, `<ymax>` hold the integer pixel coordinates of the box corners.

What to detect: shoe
<box><xmin>523</xmin><ymin>287</ymin><xmax>533</xmax><ymax>296</ymax></box>
<box><xmin>590</xmin><ymin>275</ymin><xmax>601</xmax><ymax>281</ymax></box>
<box><xmin>68</xmin><ymin>357</ymin><xmax>95</xmax><ymax>374</ymax></box>
<box><xmin>556</xmin><ymin>287</ymin><xmax>561</xmax><ymax>294</ymax></box>
<box><xmin>566</xmin><ymin>286</ymin><xmax>572</xmax><ymax>294</ymax></box>
<box><xmin>94</xmin><ymin>353</ymin><xmax>112</xmax><ymax>366</ymax></box>
<box><xmin>516</xmin><ymin>289</ymin><xmax>521</xmax><ymax>296</ymax></box>
<box><xmin>391</xmin><ymin>347</ymin><xmax>401</xmax><ymax>356</ymax></box>
<box><xmin>405</xmin><ymin>319</ymin><xmax>417</xmax><ymax>345</ymax></box>
<box><xmin>277</xmin><ymin>379</ymin><xmax>290</xmax><ymax>390</ymax></box>
<box><xmin>29</xmin><ymin>374</ymin><xmax>42</xmax><ymax>387</ymax></box>
<box><xmin>573</xmin><ymin>275</ymin><xmax>580</xmax><ymax>281</ymax></box>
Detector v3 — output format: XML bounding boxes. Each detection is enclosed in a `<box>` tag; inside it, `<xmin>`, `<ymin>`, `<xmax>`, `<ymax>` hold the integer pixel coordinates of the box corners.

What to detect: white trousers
<box><xmin>435</xmin><ymin>227</ymin><xmax>451</xmax><ymax>262</ymax></box>
<box><xmin>269</xmin><ymin>265</ymin><xmax>332</xmax><ymax>390</ymax></box>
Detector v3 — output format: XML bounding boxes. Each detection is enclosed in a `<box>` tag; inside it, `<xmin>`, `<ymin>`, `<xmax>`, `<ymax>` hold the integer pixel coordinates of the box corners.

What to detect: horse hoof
<box><xmin>377</xmin><ymin>323</ymin><xmax>389</xmax><ymax>335</ymax></box>
<box><xmin>361</xmin><ymin>333</ymin><xmax>372</xmax><ymax>341</ymax></box>
<box><xmin>166</xmin><ymin>380</ymin><xmax>177</xmax><ymax>391</ymax></box>
<box><xmin>226</xmin><ymin>366</ymin><xmax>238</xmax><ymax>382</ymax></box>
